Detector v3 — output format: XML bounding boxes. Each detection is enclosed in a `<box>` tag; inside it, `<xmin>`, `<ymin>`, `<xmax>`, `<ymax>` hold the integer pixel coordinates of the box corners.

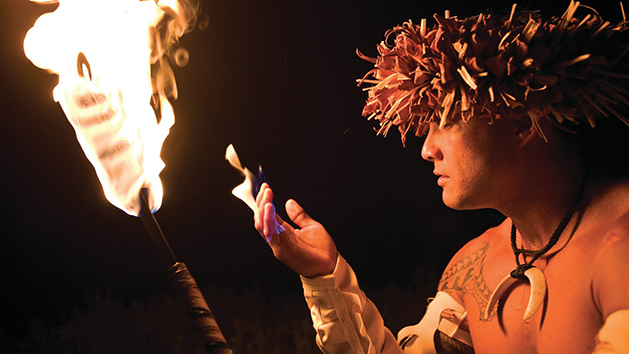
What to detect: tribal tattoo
<box><xmin>438</xmin><ymin>242</ymin><xmax>495</xmax><ymax>321</ymax></box>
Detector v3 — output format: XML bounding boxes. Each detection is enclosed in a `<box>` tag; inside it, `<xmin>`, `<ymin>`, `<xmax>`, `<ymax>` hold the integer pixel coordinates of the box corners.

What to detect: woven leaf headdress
<box><xmin>358</xmin><ymin>1</ymin><xmax>629</xmax><ymax>145</ymax></box>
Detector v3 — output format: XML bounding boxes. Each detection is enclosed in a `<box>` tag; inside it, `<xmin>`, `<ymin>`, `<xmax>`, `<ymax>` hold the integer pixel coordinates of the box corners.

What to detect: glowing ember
<box><xmin>23</xmin><ymin>0</ymin><xmax>198</xmax><ymax>216</ymax></box>
<box><xmin>225</xmin><ymin>144</ymin><xmax>265</xmax><ymax>212</ymax></box>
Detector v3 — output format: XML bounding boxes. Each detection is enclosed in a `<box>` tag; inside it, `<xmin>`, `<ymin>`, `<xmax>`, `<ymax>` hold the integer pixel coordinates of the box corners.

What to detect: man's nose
<box><xmin>421</xmin><ymin>127</ymin><xmax>442</xmax><ymax>161</ymax></box>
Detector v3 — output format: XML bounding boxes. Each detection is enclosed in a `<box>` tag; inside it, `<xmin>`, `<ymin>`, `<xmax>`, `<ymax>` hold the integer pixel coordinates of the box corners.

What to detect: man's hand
<box><xmin>254</xmin><ymin>183</ymin><xmax>337</xmax><ymax>278</ymax></box>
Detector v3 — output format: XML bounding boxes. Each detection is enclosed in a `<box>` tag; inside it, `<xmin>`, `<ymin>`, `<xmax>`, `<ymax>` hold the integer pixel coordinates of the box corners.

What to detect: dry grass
<box><xmin>4</xmin><ymin>270</ymin><xmax>438</xmax><ymax>353</ymax></box>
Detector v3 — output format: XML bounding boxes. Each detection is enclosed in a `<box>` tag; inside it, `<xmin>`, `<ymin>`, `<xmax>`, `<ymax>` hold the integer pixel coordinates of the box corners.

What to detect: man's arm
<box><xmin>255</xmin><ymin>184</ymin><xmax>475</xmax><ymax>353</ymax></box>
<box><xmin>254</xmin><ymin>185</ymin><xmax>401</xmax><ymax>353</ymax></box>
<box><xmin>593</xmin><ymin>310</ymin><xmax>629</xmax><ymax>353</ymax></box>
<box><xmin>301</xmin><ymin>255</ymin><xmax>402</xmax><ymax>354</ymax></box>
<box><xmin>302</xmin><ymin>254</ymin><xmax>477</xmax><ymax>354</ymax></box>
<box><xmin>592</xmin><ymin>224</ymin><xmax>629</xmax><ymax>353</ymax></box>
<box><xmin>434</xmin><ymin>332</ymin><xmax>475</xmax><ymax>354</ymax></box>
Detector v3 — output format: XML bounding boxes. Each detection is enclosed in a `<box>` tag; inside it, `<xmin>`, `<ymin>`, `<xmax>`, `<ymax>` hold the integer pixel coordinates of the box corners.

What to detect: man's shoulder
<box><xmin>587</xmin><ymin>177</ymin><xmax>629</xmax><ymax>317</ymax></box>
<box><xmin>589</xmin><ymin>177</ymin><xmax>629</xmax><ymax>238</ymax></box>
<box><xmin>448</xmin><ymin>218</ymin><xmax>508</xmax><ymax>261</ymax></box>
<box><xmin>439</xmin><ymin>218</ymin><xmax>508</xmax><ymax>283</ymax></box>
<box><xmin>590</xmin><ymin>218</ymin><xmax>629</xmax><ymax>317</ymax></box>
<box><xmin>437</xmin><ymin>218</ymin><xmax>508</xmax><ymax>303</ymax></box>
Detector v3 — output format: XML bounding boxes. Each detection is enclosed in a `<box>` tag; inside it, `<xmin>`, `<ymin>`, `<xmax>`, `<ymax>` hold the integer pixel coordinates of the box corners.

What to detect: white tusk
<box><xmin>484</xmin><ymin>267</ymin><xmax>548</xmax><ymax>321</ymax></box>
<box><xmin>485</xmin><ymin>273</ymin><xmax>518</xmax><ymax>319</ymax></box>
<box><xmin>522</xmin><ymin>267</ymin><xmax>547</xmax><ymax>321</ymax></box>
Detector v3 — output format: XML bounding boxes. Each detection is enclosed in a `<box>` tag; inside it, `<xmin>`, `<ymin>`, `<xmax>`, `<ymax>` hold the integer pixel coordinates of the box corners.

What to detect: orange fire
<box><xmin>225</xmin><ymin>144</ymin><xmax>259</xmax><ymax>212</ymax></box>
<box><xmin>226</xmin><ymin>145</ymin><xmax>282</xmax><ymax>243</ymax></box>
<box><xmin>23</xmin><ymin>0</ymin><xmax>199</xmax><ymax>216</ymax></box>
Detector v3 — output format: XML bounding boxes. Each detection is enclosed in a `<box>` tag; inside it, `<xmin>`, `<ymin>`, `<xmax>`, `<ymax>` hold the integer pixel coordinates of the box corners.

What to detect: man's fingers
<box><xmin>263</xmin><ymin>202</ymin><xmax>285</xmax><ymax>243</ymax></box>
<box><xmin>263</xmin><ymin>202</ymin><xmax>275</xmax><ymax>233</ymax></box>
<box><xmin>256</xmin><ymin>183</ymin><xmax>269</xmax><ymax>209</ymax></box>
<box><xmin>285</xmin><ymin>199</ymin><xmax>316</xmax><ymax>228</ymax></box>
<box><xmin>254</xmin><ymin>186</ymin><xmax>272</xmax><ymax>231</ymax></box>
<box><xmin>258</xmin><ymin>184</ymin><xmax>273</xmax><ymax>210</ymax></box>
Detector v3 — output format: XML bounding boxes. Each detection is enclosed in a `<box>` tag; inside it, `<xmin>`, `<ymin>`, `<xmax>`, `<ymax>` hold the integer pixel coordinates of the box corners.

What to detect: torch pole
<box><xmin>138</xmin><ymin>190</ymin><xmax>177</xmax><ymax>266</ymax></box>
<box><xmin>139</xmin><ymin>188</ymin><xmax>233</xmax><ymax>354</ymax></box>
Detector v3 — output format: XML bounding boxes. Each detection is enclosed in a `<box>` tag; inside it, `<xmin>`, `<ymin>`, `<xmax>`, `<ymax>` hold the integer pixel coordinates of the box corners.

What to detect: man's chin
<box><xmin>441</xmin><ymin>193</ymin><xmax>476</xmax><ymax>211</ymax></box>
<box><xmin>441</xmin><ymin>195</ymin><xmax>462</xmax><ymax>210</ymax></box>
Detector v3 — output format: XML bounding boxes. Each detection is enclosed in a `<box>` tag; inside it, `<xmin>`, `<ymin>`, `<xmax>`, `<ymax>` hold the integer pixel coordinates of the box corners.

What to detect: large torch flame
<box><xmin>23</xmin><ymin>0</ymin><xmax>198</xmax><ymax>216</ymax></box>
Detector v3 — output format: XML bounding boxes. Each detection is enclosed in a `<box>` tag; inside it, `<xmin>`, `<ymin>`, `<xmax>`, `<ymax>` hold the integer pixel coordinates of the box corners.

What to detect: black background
<box><xmin>0</xmin><ymin>0</ymin><xmax>619</xmax><ymax>348</ymax></box>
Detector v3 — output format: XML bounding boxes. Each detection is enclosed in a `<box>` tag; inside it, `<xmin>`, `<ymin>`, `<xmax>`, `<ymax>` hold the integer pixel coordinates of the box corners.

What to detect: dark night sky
<box><xmin>0</xmin><ymin>0</ymin><xmax>619</xmax><ymax>347</ymax></box>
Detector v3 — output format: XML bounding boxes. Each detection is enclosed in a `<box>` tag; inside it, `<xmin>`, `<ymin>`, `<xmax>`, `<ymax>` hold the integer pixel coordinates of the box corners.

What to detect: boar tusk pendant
<box><xmin>485</xmin><ymin>266</ymin><xmax>547</xmax><ymax>321</ymax></box>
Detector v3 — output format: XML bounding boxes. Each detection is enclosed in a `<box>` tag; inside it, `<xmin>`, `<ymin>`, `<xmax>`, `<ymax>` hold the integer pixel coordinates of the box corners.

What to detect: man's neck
<box><xmin>501</xmin><ymin>161</ymin><xmax>586</xmax><ymax>250</ymax></box>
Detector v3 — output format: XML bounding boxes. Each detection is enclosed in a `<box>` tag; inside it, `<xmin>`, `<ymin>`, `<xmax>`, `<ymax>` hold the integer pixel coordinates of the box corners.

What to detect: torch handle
<box><xmin>138</xmin><ymin>190</ymin><xmax>232</xmax><ymax>352</ymax></box>
<box><xmin>169</xmin><ymin>262</ymin><xmax>233</xmax><ymax>354</ymax></box>
<box><xmin>139</xmin><ymin>189</ymin><xmax>177</xmax><ymax>266</ymax></box>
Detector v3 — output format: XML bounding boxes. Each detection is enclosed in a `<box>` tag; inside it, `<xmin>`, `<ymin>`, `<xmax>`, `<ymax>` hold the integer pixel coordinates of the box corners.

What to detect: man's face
<box><xmin>421</xmin><ymin>118</ymin><xmax>520</xmax><ymax>210</ymax></box>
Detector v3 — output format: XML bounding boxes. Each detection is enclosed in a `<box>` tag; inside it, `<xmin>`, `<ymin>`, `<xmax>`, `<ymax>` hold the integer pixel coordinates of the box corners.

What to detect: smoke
<box><xmin>151</xmin><ymin>0</ymin><xmax>201</xmax><ymax>102</ymax></box>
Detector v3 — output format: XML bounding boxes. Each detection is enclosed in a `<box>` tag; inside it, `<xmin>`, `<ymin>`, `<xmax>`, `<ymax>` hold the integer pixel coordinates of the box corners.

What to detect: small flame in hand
<box><xmin>225</xmin><ymin>144</ymin><xmax>266</xmax><ymax>212</ymax></box>
<box><xmin>226</xmin><ymin>145</ymin><xmax>285</xmax><ymax>242</ymax></box>
<box><xmin>23</xmin><ymin>0</ymin><xmax>199</xmax><ymax>216</ymax></box>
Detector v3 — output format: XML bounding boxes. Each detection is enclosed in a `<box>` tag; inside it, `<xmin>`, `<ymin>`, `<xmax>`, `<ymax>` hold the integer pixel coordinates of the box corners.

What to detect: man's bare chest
<box><xmin>439</xmin><ymin>240</ymin><xmax>604</xmax><ymax>353</ymax></box>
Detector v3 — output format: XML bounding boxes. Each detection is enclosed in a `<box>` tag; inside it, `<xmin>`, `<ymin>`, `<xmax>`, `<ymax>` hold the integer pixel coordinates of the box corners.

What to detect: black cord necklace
<box><xmin>485</xmin><ymin>176</ymin><xmax>588</xmax><ymax>321</ymax></box>
<box><xmin>509</xmin><ymin>177</ymin><xmax>586</xmax><ymax>279</ymax></box>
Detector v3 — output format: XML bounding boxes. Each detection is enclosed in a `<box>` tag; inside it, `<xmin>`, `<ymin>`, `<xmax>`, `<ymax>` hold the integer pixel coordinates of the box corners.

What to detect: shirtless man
<box><xmin>254</xmin><ymin>3</ymin><xmax>629</xmax><ymax>353</ymax></box>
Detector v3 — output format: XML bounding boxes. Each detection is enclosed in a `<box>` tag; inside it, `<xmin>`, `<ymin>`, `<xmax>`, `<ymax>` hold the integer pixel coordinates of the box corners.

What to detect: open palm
<box><xmin>255</xmin><ymin>183</ymin><xmax>337</xmax><ymax>278</ymax></box>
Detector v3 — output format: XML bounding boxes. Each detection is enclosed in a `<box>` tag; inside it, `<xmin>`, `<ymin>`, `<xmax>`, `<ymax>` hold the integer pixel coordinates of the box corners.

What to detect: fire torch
<box><xmin>23</xmin><ymin>0</ymin><xmax>231</xmax><ymax>352</ymax></box>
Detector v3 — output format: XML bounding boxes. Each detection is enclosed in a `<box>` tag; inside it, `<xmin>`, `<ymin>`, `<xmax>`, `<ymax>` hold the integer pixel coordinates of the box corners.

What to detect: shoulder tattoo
<box><xmin>438</xmin><ymin>242</ymin><xmax>495</xmax><ymax>321</ymax></box>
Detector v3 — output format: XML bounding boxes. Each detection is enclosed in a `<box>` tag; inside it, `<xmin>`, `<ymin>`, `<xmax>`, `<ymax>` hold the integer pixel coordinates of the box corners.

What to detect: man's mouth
<box><xmin>434</xmin><ymin>171</ymin><xmax>449</xmax><ymax>186</ymax></box>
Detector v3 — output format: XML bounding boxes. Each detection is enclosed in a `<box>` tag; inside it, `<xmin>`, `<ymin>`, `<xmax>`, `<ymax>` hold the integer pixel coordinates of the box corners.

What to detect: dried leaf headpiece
<box><xmin>358</xmin><ymin>1</ymin><xmax>629</xmax><ymax>145</ymax></box>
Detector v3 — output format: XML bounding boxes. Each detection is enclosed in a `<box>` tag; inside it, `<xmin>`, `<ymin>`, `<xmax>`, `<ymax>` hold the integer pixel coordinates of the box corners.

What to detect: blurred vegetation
<box><xmin>2</xmin><ymin>270</ymin><xmax>438</xmax><ymax>353</ymax></box>
<box><xmin>4</xmin><ymin>284</ymin><xmax>316</xmax><ymax>353</ymax></box>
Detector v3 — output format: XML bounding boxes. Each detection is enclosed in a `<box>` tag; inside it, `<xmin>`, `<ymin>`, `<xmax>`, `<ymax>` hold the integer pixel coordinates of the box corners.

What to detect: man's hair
<box><xmin>358</xmin><ymin>1</ymin><xmax>629</xmax><ymax>147</ymax></box>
